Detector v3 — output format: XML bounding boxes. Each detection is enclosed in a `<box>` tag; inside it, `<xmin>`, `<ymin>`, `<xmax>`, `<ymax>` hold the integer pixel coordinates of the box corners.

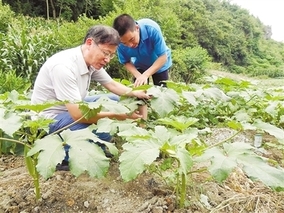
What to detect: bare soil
<box><xmin>1</xmin><ymin>129</ymin><xmax>284</xmax><ymax>213</ymax></box>
<box><xmin>1</xmin><ymin>71</ymin><xmax>284</xmax><ymax>213</ymax></box>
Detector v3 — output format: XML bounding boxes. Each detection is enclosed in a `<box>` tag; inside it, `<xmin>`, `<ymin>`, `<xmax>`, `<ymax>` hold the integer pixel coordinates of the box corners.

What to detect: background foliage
<box><xmin>0</xmin><ymin>0</ymin><xmax>283</xmax><ymax>89</ymax></box>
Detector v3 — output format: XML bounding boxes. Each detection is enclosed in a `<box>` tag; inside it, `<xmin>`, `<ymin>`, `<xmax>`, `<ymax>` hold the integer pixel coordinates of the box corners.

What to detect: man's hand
<box><xmin>116</xmin><ymin>111</ymin><xmax>143</xmax><ymax>120</ymax></box>
<box><xmin>132</xmin><ymin>90</ymin><xmax>150</xmax><ymax>100</ymax></box>
<box><xmin>134</xmin><ymin>74</ymin><xmax>148</xmax><ymax>87</ymax></box>
<box><xmin>127</xmin><ymin>111</ymin><xmax>143</xmax><ymax>120</ymax></box>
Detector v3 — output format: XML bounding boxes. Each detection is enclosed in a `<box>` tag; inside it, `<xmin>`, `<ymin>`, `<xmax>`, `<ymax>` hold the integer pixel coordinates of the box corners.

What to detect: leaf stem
<box><xmin>0</xmin><ymin>130</ymin><xmax>2</xmax><ymax>157</ymax></box>
<box><xmin>0</xmin><ymin>137</ymin><xmax>31</xmax><ymax>149</ymax></box>
<box><xmin>50</xmin><ymin>110</ymin><xmax>90</xmax><ymax>135</ymax></box>
<box><xmin>207</xmin><ymin>130</ymin><xmax>242</xmax><ymax>149</ymax></box>
<box><xmin>179</xmin><ymin>173</ymin><xmax>186</xmax><ymax>208</ymax></box>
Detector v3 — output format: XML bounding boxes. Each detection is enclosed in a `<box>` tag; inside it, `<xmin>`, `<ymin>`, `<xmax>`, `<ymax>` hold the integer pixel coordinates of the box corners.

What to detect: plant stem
<box><xmin>207</xmin><ymin>130</ymin><xmax>241</xmax><ymax>149</ymax></box>
<box><xmin>179</xmin><ymin>173</ymin><xmax>186</xmax><ymax>208</ymax></box>
<box><xmin>24</xmin><ymin>145</ymin><xmax>41</xmax><ymax>200</ymax></box>
<box><xmin>33</xmin><ymin>158</ymin><xmax>41</xmax><ymax>200</ymax></box>
<box><xmin>176</xmin><ymin>171</ymin><xmax>180</xmax><ymax>205</ymax></box>
<box><xmin>50</xmin><ymin>110</ymin><xmax>89</xmax><ymax>135</ymax></box>
<box><xmin>0</xmin><ymin>137</ymin><xmax>31</xmax><ymax>148</ymax></box>
<box><xmin>0</xmin><ymin>130</ymin><xmax>2</xmax><ymax>157</ymax></box>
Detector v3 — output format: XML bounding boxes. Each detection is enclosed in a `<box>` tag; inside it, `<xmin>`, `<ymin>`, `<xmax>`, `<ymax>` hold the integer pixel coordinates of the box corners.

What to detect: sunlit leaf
<box><xmin>0</xmin><ymin>108</ymin><xmax>22</xmax><ymax>137</ymax></box>
<box><xmin>198</xmin><ymin>142</ymin><xmax>284</xmax><ymax>189</ymax></box>
<box><xmin>158</xmin><ymin>116</ymin><xmax>199</xmax><ymax>131</ymax></box>
<box><xmin>254</xmin><ymin>120</ymin><xmax>284</xmax><ymax>140</ymax></box>
<box><xmin>148</xmin><ymin>87</ymin><xmax>179</xmax><ymax>117</ymax></box>
<box><xmin>28</xmin><ymin>128</ymin><xmax>117</xmax><ymax>179</ymax></box>
<box><xmin>27</xmin><ymin>134</ymin><xmax>66</xmax><ymax>179</ymax></box>
<box><xmin>201</xmin><ymin>87</ymin><xmax>231</xmax><ymax>101</ymax></box>
<box><xmin>119</xmin><ymin>139</ymin><xmax>160</xmax><ymax>181</ymax></box>
<box><xmin>176</xmin><ymin>147</ymin><xmax>193</xmax><ymax>174</ymax></box>
<box><xmin>14</xmin><ymin>100</ymin><xmax>66</xmax><ymax>113</ymax></box>
<box><xmin>182</xmin><ymin>91</ymin><xmax>198</xmax><ymax>106</ymax></box>
<box><xmin>86</xmin><ymin>97</ymin><xmax>130</xmax><ymax>114</ymax></box>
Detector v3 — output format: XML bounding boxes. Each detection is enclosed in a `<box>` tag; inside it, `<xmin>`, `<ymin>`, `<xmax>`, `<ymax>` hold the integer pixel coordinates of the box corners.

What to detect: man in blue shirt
<box><xmin>113</xmin><ymin>14</ymin><xmax>172</xmax><ymax>87</ymax></box>
<box><xmin>113</xmin><ymin>14</ymin><xmax>172</xmax><ymax>120</ymax></box>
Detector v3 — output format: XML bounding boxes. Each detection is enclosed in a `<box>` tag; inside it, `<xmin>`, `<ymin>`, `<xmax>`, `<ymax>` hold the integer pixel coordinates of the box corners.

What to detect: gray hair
<box><xmin>83</xmin><ymin>25</ymin><xmax>120</xmax><ymax>45</ymax></box>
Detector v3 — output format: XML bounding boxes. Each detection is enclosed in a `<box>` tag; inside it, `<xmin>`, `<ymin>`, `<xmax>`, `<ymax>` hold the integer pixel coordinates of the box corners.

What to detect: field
<box><xmin>1</xmin><ymin>70</ymin><xmax>284</xmax><ymax>213</ymax></box>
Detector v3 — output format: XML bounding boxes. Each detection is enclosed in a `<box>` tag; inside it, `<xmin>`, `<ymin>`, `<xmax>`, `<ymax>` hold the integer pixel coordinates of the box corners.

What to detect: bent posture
<box><xmin>31</xmin><ymin>25</ymin><xmax>150</xmax><ymax>169</ymax></box>
<box><xmin>113</xmin><ymin>14</ymin><xmax>172</xmax><ymax>120</ymax></box>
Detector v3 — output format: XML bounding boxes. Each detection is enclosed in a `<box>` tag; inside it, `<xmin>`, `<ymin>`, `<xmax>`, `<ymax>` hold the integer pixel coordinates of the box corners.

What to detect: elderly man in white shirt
<box><xmin>31</xmin><ymin>25</ymin><xmax>150</xmax><ymax>169</ymax></box>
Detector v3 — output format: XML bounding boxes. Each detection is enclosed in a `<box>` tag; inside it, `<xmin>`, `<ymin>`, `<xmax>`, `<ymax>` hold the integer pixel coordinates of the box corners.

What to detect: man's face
<box><xmin>120</xmin><ymin>25</ymin><xmax>140</xmax><ymax>48</ymax></box>
<box><xmin>87</xmin><ymin>38</ymin><xmax>117</xmax><ymax>70</ymax></box>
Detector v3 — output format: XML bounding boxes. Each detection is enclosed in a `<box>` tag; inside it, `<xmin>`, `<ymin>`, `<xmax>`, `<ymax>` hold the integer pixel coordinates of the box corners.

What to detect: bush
<box><xmin>0</xmin><ymin>69</ymin><xmax>30</xmax><ymax>94</ymax></box>
<box><xmin>0</xmin><ymin>0</ymin><xmax>14</xmax><ymax>33</ymax></box>
<box><xmin>171</xmin><ymin>46</ymin><xmax>211</xmax><ymax>83</ymax></box>
<box><xmin>0</xmin><ymin>16</ymin><xmax>60</xmax><ymax>84</ymax></box>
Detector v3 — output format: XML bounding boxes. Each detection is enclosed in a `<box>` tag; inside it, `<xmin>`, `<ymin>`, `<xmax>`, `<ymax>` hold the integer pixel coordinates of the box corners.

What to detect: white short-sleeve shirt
<box><xmin>31</xmin><ymin>46</ymin><xmax>112</xmax><ymax>119</ymax></box>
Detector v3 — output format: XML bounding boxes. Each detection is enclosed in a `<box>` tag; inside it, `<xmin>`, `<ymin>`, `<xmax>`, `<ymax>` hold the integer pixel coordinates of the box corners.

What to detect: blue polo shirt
<box><xmin>117</xmin><ymin>18</ymin><xmax>172</xmax><ymax>73</ymax></box>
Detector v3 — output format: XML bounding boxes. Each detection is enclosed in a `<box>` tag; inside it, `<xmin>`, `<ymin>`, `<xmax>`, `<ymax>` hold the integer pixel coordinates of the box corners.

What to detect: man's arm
<box><xmin>124</xmin><ymin>54</ymin><xmax>167</xmax><ymax>87</ymax></box>
<box><xmin>135</xmin><ymin>54</ymin><xmax>167</xmax><ymax>86</ymax></box>
<box><xmin>102</xmin><ymin>80</ymin><xmax>150</xmax><ymax>99</ymax></box>
<box><xmin>65</xmin><ymin>80</ymin><xmax>150</xmax><ymax>124</ymax></box>
<box><xmin>66</xmin><ymin>103</ymin><xmax>142</xmax><ymax>124</ymax></box>
<box><xmin>125</xmin><ymin>62</ymin><xmax>142</xmax><ymax>79</ymax></box>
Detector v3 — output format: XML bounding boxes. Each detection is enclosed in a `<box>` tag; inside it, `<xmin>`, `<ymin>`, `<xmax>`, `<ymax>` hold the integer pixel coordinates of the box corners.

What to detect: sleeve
<box><xmin>90</xmin><ymin>67</ymin><xmax>112</xmax><ymax>84</ymax></box>
<box><xmin>50</xmin><ymin>64</ymin><xmax>82</xmax><ymax>102</ymax></box>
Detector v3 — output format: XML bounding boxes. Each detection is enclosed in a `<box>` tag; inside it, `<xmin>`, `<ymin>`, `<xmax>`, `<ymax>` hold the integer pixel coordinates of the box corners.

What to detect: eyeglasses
<box><xmin>94</xmin><ymin>41</ymin><xmax>116</xmax><ymax>59</ymax></box>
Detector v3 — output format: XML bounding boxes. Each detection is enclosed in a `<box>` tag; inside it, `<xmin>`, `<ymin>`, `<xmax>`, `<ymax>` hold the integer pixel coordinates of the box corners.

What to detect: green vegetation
<box><xmin>0</xmin><ymin>0</ymin><xmax>283</xmax><ymax>87</ymax></box>
<box><xmin>0</xmin><ymin>0</ymin><xmax>284</xmax><ymax>209</ymax></box>
<box><xmin>1</xmin><ymin>78</ymin><xmax>284</xmax><ymax>207</ymax></box>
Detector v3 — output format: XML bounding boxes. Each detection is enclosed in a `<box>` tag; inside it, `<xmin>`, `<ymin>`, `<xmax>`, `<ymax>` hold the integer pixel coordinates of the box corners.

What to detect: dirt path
<box><xmin>209</xmin><ymin>69</ymin><xmax>284</xmax><ymax>87</ymax></box>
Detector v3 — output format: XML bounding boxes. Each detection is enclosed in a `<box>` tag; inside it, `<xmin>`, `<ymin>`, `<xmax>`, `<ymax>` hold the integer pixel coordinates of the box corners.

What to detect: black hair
<box><xmin>112</xmin><ymin>14</ymin><xmax>136</xmax><ymax>36</ymax></box>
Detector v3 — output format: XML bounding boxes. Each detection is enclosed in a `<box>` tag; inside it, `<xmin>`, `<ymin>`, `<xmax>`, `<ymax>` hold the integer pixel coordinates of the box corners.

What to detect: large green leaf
<box><xmin>199</xmin><ymin>146</ymin><xmax>237</xmax><ymax>182</ymax></box>
<box><xmin>238</xmin><ymin>154</ymin><xmax>284</xmax><ymax>191</ymax></box>
<box><xmin>117</xmin><ymin>125</ymin><xmax>149</xmax><ymax>138</ymax></box>
<box><xmin>169</xmin><ymin>129</ymin><xmax>199</xmax><ymax>147</ymax></box>
<box><xmin>96</xmin><ymin>118</ymin><xmax>143</xmax><ymax>135</ymax></box>
<box><xmin>201</xmin><ymin>87</ymin><xmax>231</xmax><ymax>101</ymax></box>
<box><xmin>28</xmin><ymin>128</ymin><xmax>117</xmax><ymax>179</ymax></box>
<box><xmin>68</xmin><ymin>139</ymin><xmax>110</xmax><ymax>178</ymax></box>
<box><xmin>14</xmin><ymin>101</ymin><xmax>66</xmax><ymax>113</ymax></box>
<box><xmin>254</xmin><ymin>120</ymin><xmax>284</xmax><ymax>141</ymax></box>
<box><xmin>157</xmin><ymin>116</ymin><xmax>199</xmax><ymax>131</ymax></box>
<box><xmin>176</xmin><ymin>147</ymin><xmax>193</xmax><ymax>174</ymax></box>
<box><xmin>0</xmin><ymin>109</ymin><xmax>22</xmax><ymax>137</ymax></box>
<box><xmin>148</xmin><ymin>87</ymin><xmax>179</xmax><ymax>117</ymax></box>
<box><xmin>182</xmin><ymin>91</ymin><xmax>198</xmax><ymax>106</ymax></box>
<box><xmin>27</xmin><ymin>134</ymin><xmax>66</xmax><ymax>179</ymax></box>
<box><xmin>119</xmin><ymin>139</ymin><xmax>161</xmax><ymax>181</ymax></box>
<box><xmin>119</xmin><ymin>125</ymin><xmax>196</xmax><ymax>181</ymax></box>
<box><xmin>61</xmin><ymin>128</ymin><xmax>117</xmax><ymax>177</ymax></box>
<box><xmin>199</xmin><ymin>142</ymin><xmax>284</xmax><ymax>189</ymax></box>
<box><xmin>151</xmin><ymin>126</ymin><xmax>172</xmax><ymax>143</ymax></box>
<box><xmin>86</xmin><ymin>97</ymin><xmax>130</xmax><ymax>114</ymax></box>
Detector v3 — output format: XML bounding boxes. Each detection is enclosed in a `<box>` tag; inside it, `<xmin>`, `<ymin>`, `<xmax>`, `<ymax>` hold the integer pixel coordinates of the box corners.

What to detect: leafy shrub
<box><xmin>0</xmin><ymin>0</ymin><xmax>14</xmax><ymax>33</ymax></box>
<box><xmin>56</xmin><ymin>15</ymin><xmax>100</xmax><ymax>49</ymax></box>
<box><xmin>171</xmin><ymin>46</ymin><xmax>211</xmax><ymax>83</ymax></box>
<box><xmin>0</xmin><ymin>69</ymin><xmax>31</xmax><ymax>93</ymax></box>
<box><xmin>0</xmin><ymin>16</ymin><xmax>60</xmax><ymax>84</ymax></box>
<box><xmin>229</xmin><ymin>65</ymin><xmax>246</xmax><ymax>74</ymax></box>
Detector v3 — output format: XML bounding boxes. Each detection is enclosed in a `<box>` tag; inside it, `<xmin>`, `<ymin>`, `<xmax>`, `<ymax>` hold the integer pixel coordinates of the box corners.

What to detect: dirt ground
<box><xmin>1</xmin><ymin>128</ymin><xmax>284</xmax><ymax>213</ymax></box>
<box><xmin>1</xmin><ymin>71</ymin><xmax>284</xmax><ymax>213</ymax></box>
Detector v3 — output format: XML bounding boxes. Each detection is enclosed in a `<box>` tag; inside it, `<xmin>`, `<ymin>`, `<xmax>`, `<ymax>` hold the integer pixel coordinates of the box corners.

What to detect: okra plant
<box><xmin>1</xmin><ymin>77</ymin><xmax>284</xmax><ymax>208</ymax></box>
